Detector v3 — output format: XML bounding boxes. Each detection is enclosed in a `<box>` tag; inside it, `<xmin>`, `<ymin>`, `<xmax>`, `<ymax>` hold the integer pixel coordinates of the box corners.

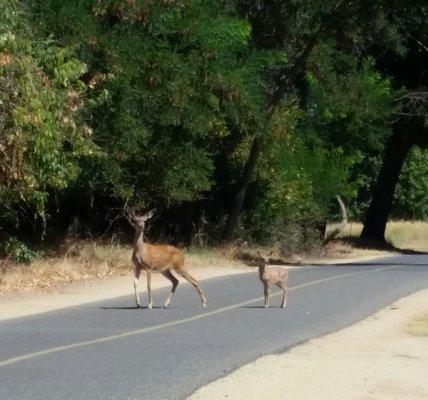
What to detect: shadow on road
<box><xmin>99</xmin><ymin>306</ymin><xmax>164</xmax><ymax>310</ymax></box>
<box><xmin>317</xmin><ymin>262</ymin><xmax>428</xmax><ymax>267</ymax></box>
<box><xmin>240</xmin><ymin>306</ymin><xmax>284</xmax><ymax>309</ymax></box>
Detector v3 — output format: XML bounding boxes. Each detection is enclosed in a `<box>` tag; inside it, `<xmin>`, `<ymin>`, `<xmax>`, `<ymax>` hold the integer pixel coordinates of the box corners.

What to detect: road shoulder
<box><xmin>189</xmin><ymin>289</ymin><xmax>428</xmax><ymax>400</ymax></box>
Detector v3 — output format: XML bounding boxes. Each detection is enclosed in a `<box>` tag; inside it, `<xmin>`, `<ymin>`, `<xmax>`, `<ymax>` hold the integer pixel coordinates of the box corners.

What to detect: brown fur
<box><xmin>134</xmin><ymin>244</ymin><xmax>185</xmax><ymax>272</ymax></box>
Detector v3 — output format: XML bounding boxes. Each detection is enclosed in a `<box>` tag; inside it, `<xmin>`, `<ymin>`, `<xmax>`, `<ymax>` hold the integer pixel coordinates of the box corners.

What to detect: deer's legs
<box><xmin>146</xmin><ymin>270</ymin><xmax>153</xmax><ymax>309</ymax></box>
<box><xmin>176</xmin><ymin>270</ymin><xmax>207</xmax><ymax>308</ymax></box>
<box><xmin>263</xmin><ymin>281</ymin><xmax>270</xmax><ymax>308</ymax></box>
<box><xmin>277</xmin><ymin>282</ymin><xmax>288</xmax><ymax>308</ymax></box>
<box><xmin>162</xmin><ymin>270</ymin><xmax>179</xmax><ymax>308</ymax></box>
<box><xmin>133</xmin><ymin>264</ymin><xmax>142</xmax><ymax>308</ymax></box>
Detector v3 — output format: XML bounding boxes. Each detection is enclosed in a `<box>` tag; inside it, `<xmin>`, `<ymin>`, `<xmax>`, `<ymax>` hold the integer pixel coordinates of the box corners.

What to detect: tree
<box><xmin>361</xmin><ymin>95</ymin><xmax>427</xmax><ymax>243</ymax></box>
<box><xmin>0</xmin><ymin>0</ymin><xmax>92</xmax><ymax>237</ymax></box>
<box><xmin>361</xmin><ymin>1</ymin><xmax>427</xmax><ymax>243</ymax></box>
<box><xmin>222</xmin><ymin>0</ymin><xmax>410</xmax><ymax>241</ymax></box>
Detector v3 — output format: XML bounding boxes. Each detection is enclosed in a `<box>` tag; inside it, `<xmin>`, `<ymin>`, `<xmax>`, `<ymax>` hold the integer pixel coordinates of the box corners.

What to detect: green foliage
<box><xmin>393</xmin><ymin>148</ymin><xmax>428</xmax><ymax>219</ymax></box>
<box><xmin>304</xmin><ymin>44</ymin><xmax>404</xmax><ymax>221</ymax></box>
<box><xmin>0</xmin><ymin>0</ymin><xmax>425</xmax><ymax>257</ymax></box>
<box><xmin>33</xmin><ymin>0</ymin><xmax>270</xmax><ymax>212</ymax></box>
<box><xmin>308</xmin><ymin>47</ymin><xmax>399</xmax><ymax>153</ymax></box>
<box><xmin>2</xmin><ymin>237</ymin><xmax>42</xmax><ymax>263</ymax></box>
<box><xmin>0</xmin><ymin>0</ymin><xmax>93</xmax><ymax>224</ymax></box>
<box><xmin>247</xmin><ymin>127</ymin><xmax>356</xmax><ymax>240</ymax></box>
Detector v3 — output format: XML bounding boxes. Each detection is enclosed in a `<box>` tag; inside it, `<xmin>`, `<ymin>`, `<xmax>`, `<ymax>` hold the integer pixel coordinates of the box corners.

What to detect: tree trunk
<box><xmin>361</xmin><ymin>123</ymin><xmax>413</xmax><ymax>243</ymax></box>
<box><xmin>222</xmin><ymin>137</ymin><xmax>262</xmax><ymax>242</ymax></box>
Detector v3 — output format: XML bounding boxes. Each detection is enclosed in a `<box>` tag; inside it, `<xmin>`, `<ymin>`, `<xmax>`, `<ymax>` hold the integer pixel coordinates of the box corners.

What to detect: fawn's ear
<box><xmin>256</xmin><ymin>251</ymin><xmax>262</xmax><ymax>259</ymax></box>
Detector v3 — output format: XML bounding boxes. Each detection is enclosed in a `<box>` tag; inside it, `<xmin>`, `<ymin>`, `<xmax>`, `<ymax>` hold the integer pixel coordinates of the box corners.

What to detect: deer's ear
<box><xmin>124</xmin><ymin>203</ymin><xmax>136</xmax><ymax>219</ymax></box>
<box><xmin>143</xmin><ymin>208</ymin><xmax>156</xmax><ymax>221</ymax></box>
<box><xmin>256</xmin><ymin>251</ymin><xmax>262</xmax><ymax>258</ymax></box>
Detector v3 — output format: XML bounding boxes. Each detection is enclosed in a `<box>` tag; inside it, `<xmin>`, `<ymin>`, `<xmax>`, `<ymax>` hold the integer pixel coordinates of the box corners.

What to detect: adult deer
<box><xmin>126</xmin><ymin>207</ymin><xmax>207</xmax><ymax>309</ymax></box>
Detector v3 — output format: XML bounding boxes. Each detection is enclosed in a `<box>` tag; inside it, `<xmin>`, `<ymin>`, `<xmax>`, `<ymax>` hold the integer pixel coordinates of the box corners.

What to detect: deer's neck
<box><xmin>258</xmin><ymin>265</ymin><xmax>265</xmax><ymax>280</ymax></box>
<box><xmin>134</xmin><ymin>227</ymin><xmax>147</xmax><ymax>251</ymax></box>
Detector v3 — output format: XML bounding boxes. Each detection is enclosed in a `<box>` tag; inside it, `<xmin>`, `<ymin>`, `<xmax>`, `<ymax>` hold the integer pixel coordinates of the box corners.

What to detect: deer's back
<box><xmin>262</xmin><ymin>265</ymin><xmax>288</xmax><ymax>284</ymax></box>
<box><xmin>143</xmin><ymin>243</ymin><xmax>185</xmax><ymax>271</ymax></box>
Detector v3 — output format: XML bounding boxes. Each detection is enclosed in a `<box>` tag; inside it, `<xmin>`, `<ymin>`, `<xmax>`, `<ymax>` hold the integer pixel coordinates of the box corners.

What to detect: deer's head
<box><xmin>125</xmin><ymin>205</ymin><xmax>155</xmax><ymax>230</ymax></box>
<box><xmin>256</xmin><ymin>251</ymin><xmax>269</xmax><ymax>267</ymax></box>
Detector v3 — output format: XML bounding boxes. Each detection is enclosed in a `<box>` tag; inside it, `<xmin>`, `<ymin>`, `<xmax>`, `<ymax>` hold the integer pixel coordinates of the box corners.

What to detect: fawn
<box><xmin>256</xmin><ymin>251</ymin><xmax>289</xmax><ymax>308</ymax></box>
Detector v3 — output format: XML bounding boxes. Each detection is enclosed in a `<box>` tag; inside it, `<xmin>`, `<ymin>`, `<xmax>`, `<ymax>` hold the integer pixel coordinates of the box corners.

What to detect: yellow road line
<box><xmin>0</xmin><ymin>265</ymin><xmax>401</xmax><ymax>368</ymax></box>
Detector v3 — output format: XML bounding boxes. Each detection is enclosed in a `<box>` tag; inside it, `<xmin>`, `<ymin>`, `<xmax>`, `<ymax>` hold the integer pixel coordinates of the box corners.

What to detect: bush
<box><xmin>2</xmin><ymin>237</ymin><xmax>42</xmax><ymax>264</ymax></box>
<box><xmin>275</xmin><ymin>220</ymin><xmax>324</xmax><ymax>257</ymax></box>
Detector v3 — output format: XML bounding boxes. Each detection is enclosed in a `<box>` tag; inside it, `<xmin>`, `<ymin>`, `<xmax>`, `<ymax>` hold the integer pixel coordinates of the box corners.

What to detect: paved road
<box><xmin>0</xmin><ymin>254</ymin><xmax>427</xmax><ymax>400</ymax></box>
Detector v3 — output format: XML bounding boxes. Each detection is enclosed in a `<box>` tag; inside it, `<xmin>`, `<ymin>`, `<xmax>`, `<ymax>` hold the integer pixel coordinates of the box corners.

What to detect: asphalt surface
<box><xmin>0</xmin><ymin>254</ymin><xmax>427</xmax><ymax>400</ymax></box>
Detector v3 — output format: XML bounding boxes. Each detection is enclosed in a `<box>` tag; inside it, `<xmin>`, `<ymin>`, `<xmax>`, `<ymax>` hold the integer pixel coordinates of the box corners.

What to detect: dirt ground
<box><xmin>189</xmin><ymin>289</ymin><xmax>428</xmax><ymax>400</ymax></box>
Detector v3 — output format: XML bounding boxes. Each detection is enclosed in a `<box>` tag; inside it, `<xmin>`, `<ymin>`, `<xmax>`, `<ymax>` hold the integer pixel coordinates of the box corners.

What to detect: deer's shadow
<box><xmin>99</xmin><ymin>306</ymin><xmax>164</xmax><ymax>310</ymax></box>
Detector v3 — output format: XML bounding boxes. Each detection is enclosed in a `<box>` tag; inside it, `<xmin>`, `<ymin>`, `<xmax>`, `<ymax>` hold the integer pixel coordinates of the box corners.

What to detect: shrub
<box><xmin>2</xmin><ymin>237</ymin><xmax>42</xmax><ymax>264</ymax></box>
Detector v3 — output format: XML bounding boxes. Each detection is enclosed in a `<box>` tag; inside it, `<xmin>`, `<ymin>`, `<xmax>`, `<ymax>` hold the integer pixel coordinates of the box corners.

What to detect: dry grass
<box><xmin>0</xmin><ymin>241</ymin><xmax>246</xmax><ymax>295</ymax></box>
<box><xmin>406</xmin><ymin>314</ymin><xmax>428</xmax><ymax>337</ymax></box>
<box><xmin>0</xmin><ymin>241</ymin><xmax>131</xmax><ymax>295</ymax></box>
<box><xmin>337</xmin><ymin>220</ymin><xmax>428</xmax><ymax>252</ymax></box>
<box><xmin>186</xmin><ymin>246</ymin><xmax>247</xmax><ymax>269</ymax></box>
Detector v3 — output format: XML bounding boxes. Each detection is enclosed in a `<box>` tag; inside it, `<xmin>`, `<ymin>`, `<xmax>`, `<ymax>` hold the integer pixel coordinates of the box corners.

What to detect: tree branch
<box><xmin>267</xmin><ymin>38</ymin><xmax>317</xmax><ymax>117</ymax></box>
